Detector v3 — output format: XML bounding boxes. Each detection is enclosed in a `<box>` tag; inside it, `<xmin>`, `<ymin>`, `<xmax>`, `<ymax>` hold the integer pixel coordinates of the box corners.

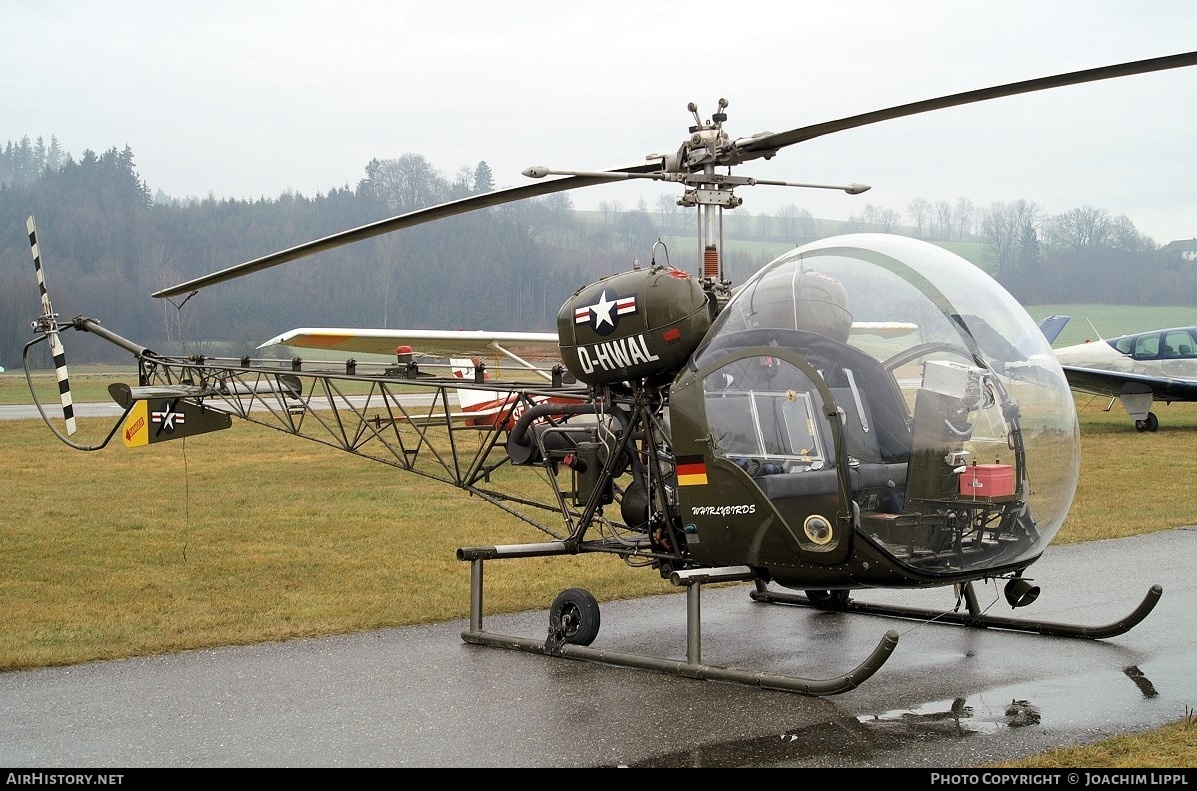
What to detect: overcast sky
<box><xmin>6</xmin><ymin>1</ymin><xmax>1196</xmax><ymax>245</ymax></box>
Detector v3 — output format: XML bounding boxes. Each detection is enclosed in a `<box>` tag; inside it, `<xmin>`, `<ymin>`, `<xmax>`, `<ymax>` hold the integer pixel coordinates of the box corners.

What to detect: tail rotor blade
<box><xmin>27</xmin><ymin>216</ymin><xmax>76</xmax><ymax>436</ymax></box>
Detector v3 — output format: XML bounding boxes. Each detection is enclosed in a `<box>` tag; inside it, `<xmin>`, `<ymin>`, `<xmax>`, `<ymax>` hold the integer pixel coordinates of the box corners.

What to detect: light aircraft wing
<box><xmin>848</xmin><ymin>321</ymin><xmax>918</xmax><ymax>338</ymax></box>
<box><xmin>261</xmin><ymin>323</ymin><xmax>915</xmax><ymax>355</ymax></box>
<box><xmin>262</xmin><ymin>322</ymin><xmax>915</xmax><ymax>383</ymax></box>
<box><xmin>1053</xmin><ymin>325</ymin><xmax>1197</xmax><ymax>429</ymax></box>
<box><xmin>1057</xmin><ymin>365</ymin><xmax>1197</xmax><ymax>402</ymax></box>
<box><xmin>259</xmin><ymin>328</ymin><xmax>560</xmax><ymax>359</ymax></box>
<box><xmin>252</xmin><ymin>331</ymin><xmax>581</xmax><ymax>428</ymax></box>
<box><xmin>260</xmin><ymin>327</ymin><xmax>563</xmax><ymax>382</ymax></box>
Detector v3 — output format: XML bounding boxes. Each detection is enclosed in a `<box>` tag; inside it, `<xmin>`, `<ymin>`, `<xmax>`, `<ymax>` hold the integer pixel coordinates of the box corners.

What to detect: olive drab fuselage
<box><xmin>557</xmin><ymin>267</ymin><xmax>711</xmax><ymax>387</ymax></box>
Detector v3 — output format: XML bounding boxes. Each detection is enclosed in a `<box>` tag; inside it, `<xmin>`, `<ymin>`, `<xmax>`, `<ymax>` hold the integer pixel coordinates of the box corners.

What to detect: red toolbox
<box><xmin>959</xmin><ymin>463</ymin><xmax>1014</xmax><ymax>497</ymax></box>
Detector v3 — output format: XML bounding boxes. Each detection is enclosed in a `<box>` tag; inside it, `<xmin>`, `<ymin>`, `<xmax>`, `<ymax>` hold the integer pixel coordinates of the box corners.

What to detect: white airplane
<box><xmin>258</xmin><ymin>322</ymin><xmax>918</xmax><ymax>430</ymax></box>
<box><xmin>259</xmin><ymin>327</ymin><xmax>562</xmax><ymax>381</ymax></box>
<box><xmin>260</xmin><ymin>323</ymin><xmax>919</xmax><ymax>365</ymax></box>
<box><xmin>258</xmin><ymin>328</ymin><xmax>579</xmax><ymax>430</ymax></box>
<box><xmin>1044</xmin><ymin>316</ymin><xmax>1197</xmax><ymax>432</ymax></box>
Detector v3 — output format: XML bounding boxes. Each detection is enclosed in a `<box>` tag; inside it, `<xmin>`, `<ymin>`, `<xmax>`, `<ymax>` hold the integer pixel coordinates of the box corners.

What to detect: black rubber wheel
<box><xmin>804</xmin><ymin>589</ymin><xmax>851</xmax><ymax>611</ymax></box>
<box><xmin>1146</xmin><ymin>412</ymin><xmax>1159</xmax><ymax>432</ymax></box>
<box><xmin>550</xmin><ymin>588</ymin><xmax>601</xmax><ymax>646</ymax></box>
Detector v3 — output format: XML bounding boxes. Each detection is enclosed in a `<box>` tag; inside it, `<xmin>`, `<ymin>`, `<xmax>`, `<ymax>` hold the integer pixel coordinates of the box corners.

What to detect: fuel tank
<box><xmin>557</xmin><ymin>266</ymin><xmax>712</xmax><ymax>386</ymax></box>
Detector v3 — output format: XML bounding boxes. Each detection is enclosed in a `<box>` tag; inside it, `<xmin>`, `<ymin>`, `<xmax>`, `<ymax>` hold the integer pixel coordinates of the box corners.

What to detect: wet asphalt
<box><xmin>0</xmin><ymin>528</ymin><xmax>1194</xmax><ymax>768</ymax></box>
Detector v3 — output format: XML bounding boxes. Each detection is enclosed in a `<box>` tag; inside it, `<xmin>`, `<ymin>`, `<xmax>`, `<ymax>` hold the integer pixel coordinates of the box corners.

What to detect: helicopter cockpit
<box><xmin>670</xmin><ymin>233</ymin><xmax>1080</xmax><ymax>588</ymax></box>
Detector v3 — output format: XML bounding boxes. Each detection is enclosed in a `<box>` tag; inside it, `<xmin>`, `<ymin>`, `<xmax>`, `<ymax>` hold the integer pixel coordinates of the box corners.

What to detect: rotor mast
<box><xmin>676</xmin><ymin>100</ymin><xmax>737</xmax><ymax>309</ymax></box>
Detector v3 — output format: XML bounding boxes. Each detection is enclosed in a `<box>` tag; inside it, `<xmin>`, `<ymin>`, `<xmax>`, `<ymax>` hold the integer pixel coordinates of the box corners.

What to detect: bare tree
<box><xmin>935</xmin><ymin>200</ymin><xmax>952</xmax><ymax>240</ymax></box>
<box><xmin>907</xmin><ymin>197</ymin><xmax>931</xmax><ymax>238</ymax></box>
<box><xmin>655</xmin><ymin>193</ymin><xmax>679</xmax><ymax>233</ymax></box>
<box><xmin>362</xmin><ymin>153</ymin><xmax>445</xmax><ymax>212</ymax></box>
<box><xmin>852</xmin><ymin>204</ymin><xmax>901</xmax><ymax>232</ymax></box>
<box><xmin>451</xmin><ymin>165</ymin><xmax>473</xmax><ymax>199</ymax></box>
<box><xmin>1049</xmin><ymin>206</ymin><xmax>1112</xmax><ymax>249</ymax></box>
<box><xmin>981</xmin><ymin>199</ymin><xmax>1042</xmax><ymax>278</ymax></box>
<box><xmin>728</xmin><ymin>208</ymin><xmax>754</xmax><ymax>237</ymax></box>
<box><xmin>598</xmin><ymin>200</ymin><xmax>624</xmax><ymax>224</ymax></box>
<box><xmin>981</xmin><ymin>202</ymin><xmax>1019</xmax><ymax>277</ymax></box>
<box><xmin>793</xmin><ymin>206</ymin><xmax>815</xmax><ymax>241</ymax></box>
<box><xmin>954</xmin><ymin>197</ymin><xmax>975</xmax><ymax>241</ymax></box>
<box><xmin>616</xmin><ymin>207</ymin><xmax>656</xmax><ymax>257</ymax></box>
<box><xmin>541</xmin><ymin>192</ymin><xmax>580</xmax><ymax>248</ymax></box>
<box><xmin>859</xmin><ymin>204</ymin><xmax>882</xmax><ymax>230</ymax></box>
<box><xmin>1108</xmin><ymin>214</ymin><xmax>1155</xmax><ymax>252</ymax></box>
<box><xmin>777</xmin><ymin>203</ymin><xmax>802</xmax><ymax>238</ymax></box>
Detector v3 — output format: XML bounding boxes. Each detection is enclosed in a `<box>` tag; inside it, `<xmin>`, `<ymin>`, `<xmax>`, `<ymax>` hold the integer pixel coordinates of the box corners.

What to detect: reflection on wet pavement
<box><xmin>628</xmin><ymin>663</ymin><xmax>1177</xmax><ymax>768</ymax></box>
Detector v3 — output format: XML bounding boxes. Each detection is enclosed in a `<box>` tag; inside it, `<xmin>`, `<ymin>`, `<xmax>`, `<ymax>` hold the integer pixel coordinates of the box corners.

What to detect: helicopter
<box><xmin>21</xmin><ymin>50</ymin><xmax>1197</xmax><ymax>696</ymax></box>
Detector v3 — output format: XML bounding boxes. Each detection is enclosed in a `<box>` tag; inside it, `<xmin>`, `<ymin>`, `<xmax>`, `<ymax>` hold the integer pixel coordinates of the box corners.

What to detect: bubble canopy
<box><xmin>680</xmin><ymin>234</ymin><xmax>1079</xmax><ymax>579</ymax></box>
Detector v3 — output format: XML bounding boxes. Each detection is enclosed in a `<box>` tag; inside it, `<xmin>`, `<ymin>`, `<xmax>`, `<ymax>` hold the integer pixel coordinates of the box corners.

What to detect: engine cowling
<box><xmin>557</xmin><ymin>267</ymin><xmax>712</xmax><ymax>386</ymax></box>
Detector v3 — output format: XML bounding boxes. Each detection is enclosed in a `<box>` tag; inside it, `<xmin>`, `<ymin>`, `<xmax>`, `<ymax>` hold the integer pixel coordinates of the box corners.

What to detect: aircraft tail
<box><xmin>117</xmin><ymin>396</ymin><xmax>233</xmax><ymax>448</ymax></box>
<box><xmin>450</xmin><ymin>358</ymin><xmax>503</xmax><ymax>412</ymax></box>
<box><xmin>1038</xmin><ymin>314</ymin><xmax>1071</xmax><ymax>345</ymax></box>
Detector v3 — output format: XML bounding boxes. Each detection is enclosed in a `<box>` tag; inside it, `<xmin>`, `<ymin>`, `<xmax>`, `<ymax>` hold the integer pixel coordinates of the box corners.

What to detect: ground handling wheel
<box><xmin>548</xmin><ymin>587</ymin><xmax>601</xmax><ymax>647</ymax></box>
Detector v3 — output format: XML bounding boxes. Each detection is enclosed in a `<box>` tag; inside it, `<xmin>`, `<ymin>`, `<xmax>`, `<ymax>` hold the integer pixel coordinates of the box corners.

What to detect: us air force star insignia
<box><xmin>591</xmin><ymin>291</ymin><xmax>617</xmax><ymax>328</ymax></box>
<box><xmin>574</xmin><ymin>289</ymin><xmax>637</xmax><ymax>336</ymax></box>
<box><xmin>151</xmin><ymin>400</ymin><xmax>186</xmax><ymax>433</ymax></box>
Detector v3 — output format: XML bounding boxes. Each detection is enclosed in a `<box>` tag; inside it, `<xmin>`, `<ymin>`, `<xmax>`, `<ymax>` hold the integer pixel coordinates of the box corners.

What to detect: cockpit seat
<box><xmin>755</xmin><ymin>468</ymin><xmax>841</xmax><ymax>500</ymax></box>
<box><xmin>753</xmin><ymin>462</ymin><xmax>907</xmax><ymax>505</ymax></box>
<box><xmin>850</xmin><ymin>462</ymin><xmax>907</xmax><ymax>513</ymax></box>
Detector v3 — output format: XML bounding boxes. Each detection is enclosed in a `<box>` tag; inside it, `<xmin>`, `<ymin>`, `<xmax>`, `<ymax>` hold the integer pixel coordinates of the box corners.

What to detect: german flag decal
<box><xmin>676</xmin><ymin>454</ymin><xmax>708</xmax><ymax>486</ymax></box>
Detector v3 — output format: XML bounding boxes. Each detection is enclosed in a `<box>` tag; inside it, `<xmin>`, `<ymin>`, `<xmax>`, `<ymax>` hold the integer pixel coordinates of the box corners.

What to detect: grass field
<box><xmin>1023</xmin><ymin>304</ymin><xmax>1197</xmax><ymax>349</ymax></box>
<box><xmin>3</xmin><ymin>303</ymin><xmax>1196</xmax><ymax>766</ymax></box>
<box><xmin>3</xmin><ymin>401</ymin><xmax>1194</xmax><ymax>766</ymax></box>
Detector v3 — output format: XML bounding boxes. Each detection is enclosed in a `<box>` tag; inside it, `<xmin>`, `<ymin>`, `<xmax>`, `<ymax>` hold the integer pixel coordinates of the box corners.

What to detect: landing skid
<box><xmin>750</xmin><ymin>580</ymin><xmax>1163</xmax><ymax>639</ymax></box>
<box><xmin>457</xmin><ymin>545</ymin><xmax>899</xmax><ymax>696</ymax></box>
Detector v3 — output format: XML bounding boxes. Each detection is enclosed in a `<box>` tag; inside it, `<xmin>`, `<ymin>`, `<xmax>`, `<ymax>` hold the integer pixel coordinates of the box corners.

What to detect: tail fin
<box><xmin>1037</xmin><ymin>314</ymin><xmax>1070</xmax><ymax>345</ymax></box>
<box><xmin>451</xmin><ymin>357</ymin><xmax>502</xmax><ymax>412</ymax></box>
<box><xmin>27</xmin><ymin>216</ymin><xmax>76</xmax><ymax>435</ymax></box>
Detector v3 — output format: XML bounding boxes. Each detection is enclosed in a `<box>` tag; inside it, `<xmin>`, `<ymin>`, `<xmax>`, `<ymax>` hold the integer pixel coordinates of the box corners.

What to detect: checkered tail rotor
<box><xmin>27</xmin><ymin>215</ymin><xmax>76</xmax><ymax>436</ymax></box>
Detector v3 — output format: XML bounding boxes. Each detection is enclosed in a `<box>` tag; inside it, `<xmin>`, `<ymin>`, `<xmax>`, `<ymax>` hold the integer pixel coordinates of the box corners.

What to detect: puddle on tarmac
<box><xmin>623</xmin><ymin>658</ymin><xmax>1192</xmax><ymax>768</ymax></box>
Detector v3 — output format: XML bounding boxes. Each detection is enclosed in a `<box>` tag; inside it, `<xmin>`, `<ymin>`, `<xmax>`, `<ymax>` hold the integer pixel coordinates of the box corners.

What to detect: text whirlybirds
<box><xmin>23</xmin><ymin>51</ymin><xmax>1197</xmax><ymax>695</ymax></box>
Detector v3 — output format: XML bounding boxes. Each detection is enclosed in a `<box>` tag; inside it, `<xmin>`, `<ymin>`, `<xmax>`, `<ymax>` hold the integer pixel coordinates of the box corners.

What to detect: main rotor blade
<box><xmin>155</xmin><ymin>51</ymin><xmax>1197</xmax><ymax>299</ymax></box>
<box><xmin>153</xmin><ymin>164</ymin><xmax>658</xmax><ymax>298</ymax></box>
<box><xmin>737</xmin><ymin>50</ymin><xmax>1197</xmax><ymax>156</ymax></box>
